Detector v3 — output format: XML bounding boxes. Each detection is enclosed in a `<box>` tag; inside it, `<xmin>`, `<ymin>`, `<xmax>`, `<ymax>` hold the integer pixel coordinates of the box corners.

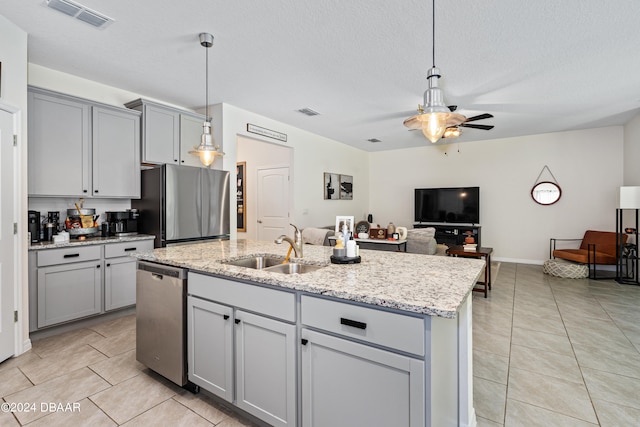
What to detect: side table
<box><xmin>447</xmin><ymin>246</ymin><xmax>494</xmax><ymax>298</ymax></box>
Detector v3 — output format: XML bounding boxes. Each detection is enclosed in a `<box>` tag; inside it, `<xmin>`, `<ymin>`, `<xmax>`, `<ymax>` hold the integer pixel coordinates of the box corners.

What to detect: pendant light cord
<box><xmin>205</xmin><ymin>44</ymin><xmax>210</xmax><ymax>122</ymax></box>
<box><xmin>432</xmin><ymin>0</ymin><xmax>436</xmax><ymax>68</ymax></box>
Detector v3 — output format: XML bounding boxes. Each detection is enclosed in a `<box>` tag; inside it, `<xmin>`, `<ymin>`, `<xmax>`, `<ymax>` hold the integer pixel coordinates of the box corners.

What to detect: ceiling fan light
<box><xmin>421</xmin><ymin>113</ymin><xmax>448</xmax><ymax>143</ymax></box>
<box><xmin>443</xmin><ymin>127</ymin><xmax>461</xmax><ymax>138</ymax></box>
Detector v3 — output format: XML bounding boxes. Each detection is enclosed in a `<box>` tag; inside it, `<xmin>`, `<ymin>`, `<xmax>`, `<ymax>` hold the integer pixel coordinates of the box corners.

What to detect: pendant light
<box><xmin>403</xmin><ymin>0</ymin><xmax>466</xmax><ymax>143</ymax></box>
<box><xmin>189</xmin><ymin>32</ymin><xmax>225</xmax><ymax>166</ymax></box>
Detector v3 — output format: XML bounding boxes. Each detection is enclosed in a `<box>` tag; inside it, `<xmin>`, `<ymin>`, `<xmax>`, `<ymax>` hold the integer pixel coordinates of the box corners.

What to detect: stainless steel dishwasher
<box><xmin>136</xmin><ymin>261</ymin><xmax>190</xmax><ymax>388</ymax></box>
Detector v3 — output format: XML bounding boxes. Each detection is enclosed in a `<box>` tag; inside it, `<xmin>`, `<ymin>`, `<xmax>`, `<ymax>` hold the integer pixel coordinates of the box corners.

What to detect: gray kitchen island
<box><xmin>133</xmin><ymin>239</ymin><xmax>485</xmax><ymax>427</ymax></box>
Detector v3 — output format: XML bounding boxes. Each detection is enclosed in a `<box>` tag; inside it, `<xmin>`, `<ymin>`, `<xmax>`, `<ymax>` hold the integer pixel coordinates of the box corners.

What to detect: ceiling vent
<box><xmin>45</xmin><ymin>0</ymin><xmax>114</xmax><ymax>29</ymax></box>
<box><xmin>367</xmin><ymin>138</ymin><xmax>381</xmax><ymax>143</ymax></box>
<box><xmin>296</xmin><ymin>108</ymin><xmax>320</xmax><ymax>116</ymax></box>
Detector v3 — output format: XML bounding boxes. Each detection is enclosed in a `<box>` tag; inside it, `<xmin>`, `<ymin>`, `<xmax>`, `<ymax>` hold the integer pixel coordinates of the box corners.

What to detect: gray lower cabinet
<box><xmin>125</xmin><ymin>98</ymin><xmax>207</xmax><ymax>166</ymax></box>
<box><xmin>300</xmin><ymin>295</ymin><xmax>426</xmax><ymax>427</ymax></box>
<box><xmin>300</xmin><ymin>329</ymin><xmax>425</xmax><ymax>427</ymax></box>
<box><xmin>187</xmin><ymin>273</ymin><xmax>297</xmax><ymax>427</ymax></box>
<box><xmin>30</xmin><ymin>239</ymin><xmax>154</xmax><ymax>331</ymax></box>
<box><xmin>104</xmin><ymin>240</ymin><xmax>154</xmax><ymax>311</ymax></box>
<box><xmin>37</xmin><ymin>260</ymin><xmax>102</xmax><ymax>329</ymax></box>
<box><xmin>28</xmin><ymin>86</ymin><xmax>141</xmax><ymax>198</ymax></box>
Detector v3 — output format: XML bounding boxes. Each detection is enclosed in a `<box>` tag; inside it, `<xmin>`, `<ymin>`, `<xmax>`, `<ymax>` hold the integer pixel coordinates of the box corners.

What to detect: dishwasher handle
<box><xmin>137</xmin><ymin>261</ymin><xmax>186</xmax><ymax>280</ymax></box>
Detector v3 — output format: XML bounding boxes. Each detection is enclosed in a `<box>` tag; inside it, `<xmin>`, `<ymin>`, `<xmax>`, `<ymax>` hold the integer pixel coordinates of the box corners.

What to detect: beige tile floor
<box><xmin>1</xmin><ymin>262</ymin><xmax>639</xmax><ymax>426</ymax></box>
<box><xmin>474</xmin><ymin>263</ymin><xmax>640</xmax><ymax>427</ymax></box>
<box><xmin>0</xmin><ymin>314</ymin><xmax>259</xmax><ymax>426</ymax></box>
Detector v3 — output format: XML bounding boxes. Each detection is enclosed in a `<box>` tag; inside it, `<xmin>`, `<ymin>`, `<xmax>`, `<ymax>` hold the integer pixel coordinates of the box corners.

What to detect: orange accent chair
<box><xmin>550</xmin><ymin>230</ymin><xmax>626</xmax><ymax>279</ymax></box>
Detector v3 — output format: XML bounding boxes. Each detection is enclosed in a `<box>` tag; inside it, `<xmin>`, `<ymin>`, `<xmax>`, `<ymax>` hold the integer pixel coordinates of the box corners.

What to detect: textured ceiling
<box><xmin>2</xmin><ymin>0</ymin><xmax>640</xmax><ymax>152</ymax></box>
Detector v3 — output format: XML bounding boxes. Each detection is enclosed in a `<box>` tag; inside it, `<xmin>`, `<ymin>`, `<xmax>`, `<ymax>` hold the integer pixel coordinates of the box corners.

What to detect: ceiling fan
<box><xmin>441</xmin><ymin>106</ymin><xmax>494</xmax><ymax>138</ymax></box>
<box><xmin>408</xmin><ymin>105</ymin><xmax>494</xmax><ymax>139</ymax></box>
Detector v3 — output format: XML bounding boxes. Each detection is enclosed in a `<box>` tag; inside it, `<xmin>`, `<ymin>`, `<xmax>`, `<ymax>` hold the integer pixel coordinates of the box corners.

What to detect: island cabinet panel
<box><xmin>301</xmin><ymin>295</ymin><xmax>425</xmax><ymax>356</ymax></box>
<box><xmin>301</xmin><ymin>328</ymin><xmax>425</xmax><ymax>427</ymax></box>
<box><xmin>235</xmin><ymin>310</ymin><xmax>297</xmax><ymax>427</ymax></box>
<box><xmin>187</xmin><ymin>273</ymin><xmax>297</xmax><ymax>427</ymax></box>
<box><xmin>187</xmin><ymin>295</ymin><xmax>234</xmax><ymax>401</ymax></box>
<box><xmin>37</xmin><ymin>260</ymin><xmax>102</xmax><ymax>328</ymax></box>
<box><xmin>28</xmin><ymin>87</ymin><xmax>141</xmax><ymax>198</ymax></box>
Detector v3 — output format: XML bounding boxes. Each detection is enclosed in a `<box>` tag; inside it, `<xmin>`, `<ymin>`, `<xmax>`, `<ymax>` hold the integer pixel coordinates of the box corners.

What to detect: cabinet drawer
<box><xmin>301</xmin><ymin>295</ymin><xmax>425</xmax><ymax>356</ymax></box>
<box><xmin>37</xmin><ymin>245</ymin><xmax>102</xmax><ymax>267</ymax></box>
<box><xmin>104</xmin><ymin>240</ymin><xmax>154</xmax><ymax>258</ymax></box>
<box><xmin>189</xmin><ymin>273</ymin><xmax>295</xmax><ymax>322</ymax></box>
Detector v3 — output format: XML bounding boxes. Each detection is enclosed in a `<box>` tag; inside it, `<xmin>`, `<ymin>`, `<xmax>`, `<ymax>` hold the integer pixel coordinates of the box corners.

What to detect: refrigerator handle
<box><xmin>196</xmin><ymin>171</ymin><xmax>202</xmax><ymax>229</ymax></box>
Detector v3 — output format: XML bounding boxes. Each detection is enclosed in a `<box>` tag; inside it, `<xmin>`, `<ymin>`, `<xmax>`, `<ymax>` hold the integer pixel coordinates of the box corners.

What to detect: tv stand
<box><xmin>414</xmin><ymin>223</ymin><xmax>481</xmax><ymax>247</ymax></box>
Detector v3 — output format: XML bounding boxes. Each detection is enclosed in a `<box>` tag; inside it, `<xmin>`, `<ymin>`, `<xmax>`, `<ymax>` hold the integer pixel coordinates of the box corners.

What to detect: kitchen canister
<box><xmin>387</xmin><ymin>222</ymin><xmax>396</xmax><ymax>236</ymax></box>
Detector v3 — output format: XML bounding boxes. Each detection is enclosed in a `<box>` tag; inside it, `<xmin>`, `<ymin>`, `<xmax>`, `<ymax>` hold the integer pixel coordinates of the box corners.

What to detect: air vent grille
<box><xmin>297</xmin><ymin>108</ymin><xmax>320</xmax><ymax>116</ymax></box>
<box><xmin>46</xmin><ymin>0</ymin><xmax>114</xmax><ymax>29</ymax></box>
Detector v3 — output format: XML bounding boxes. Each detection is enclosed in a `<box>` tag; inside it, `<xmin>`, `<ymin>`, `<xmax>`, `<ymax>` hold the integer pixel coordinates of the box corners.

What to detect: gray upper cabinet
<box><xmin>28</xmin><ymin>88</ymin><xmax>91</xmax><ymax>197</ymax></box>
<box><xmin>92</xmin><ymin>106</ymin><xmax>141</xmax><ymax>198</ymax></box>
<box><xmin>28</xmin><ymin>87</ymin><xmax>141</xmax><ymax>198</ymax></box>
<box><xmin>125</xmin><ymin>98</ymin><xmax>206</xmax><ymax>167</ymax></box>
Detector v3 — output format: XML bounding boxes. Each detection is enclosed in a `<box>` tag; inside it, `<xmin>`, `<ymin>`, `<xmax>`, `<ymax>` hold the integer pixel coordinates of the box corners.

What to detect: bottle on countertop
<box><xmin>346</xmin><ymin>234</ymin><xmax>357</xmax><ymax>258</ymax></box>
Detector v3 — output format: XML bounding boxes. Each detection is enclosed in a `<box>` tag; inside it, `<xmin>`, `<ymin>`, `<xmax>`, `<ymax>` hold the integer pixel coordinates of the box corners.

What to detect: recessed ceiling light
<box><xmin>367</xmin><ymin>138</ymin><xmax>381</xmax><ymax>143</ymax></box>
<box><xmin>296</xmin><ymin>108</ymin><xmax>320</xmax><ymax>116</ymax></box>
<box><xmin>45</xmin><ymin>0</ymin><xmax>114</xmax><ymax>29</ymax></box>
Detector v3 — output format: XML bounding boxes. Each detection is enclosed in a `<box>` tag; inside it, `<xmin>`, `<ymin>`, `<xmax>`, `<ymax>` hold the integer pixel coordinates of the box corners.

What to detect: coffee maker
<box><xmin>28</xmin><ymin>210</ymin><xmax>40</xmax><ymax>243</ymax></box>
<box><xmin>105</xmin><ymin>210</ymin><xmax>139</xmax><ymax>236</ymax></box>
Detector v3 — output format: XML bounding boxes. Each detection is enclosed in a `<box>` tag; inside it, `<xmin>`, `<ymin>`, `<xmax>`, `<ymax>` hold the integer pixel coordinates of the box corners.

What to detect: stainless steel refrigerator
<box><xmin>133</xmin><ymin>164</ymin><xmax>230</xmax><ymax>247</ymax></box>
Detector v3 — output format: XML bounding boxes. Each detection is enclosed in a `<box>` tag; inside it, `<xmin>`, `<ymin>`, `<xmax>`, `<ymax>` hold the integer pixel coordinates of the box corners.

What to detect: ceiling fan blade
<box><xmin>464</xmin><ymin>113</ymin><xmax>493</xmax><ymax>123</ymax></box>
<box><xmin>460</xmin><ymin>123</ymin><xmax>494</xmax><ymax>130</ymax></box>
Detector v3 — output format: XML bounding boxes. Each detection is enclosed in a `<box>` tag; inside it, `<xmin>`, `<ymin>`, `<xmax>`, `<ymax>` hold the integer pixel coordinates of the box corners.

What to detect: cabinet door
<box><xmin>235</xmin><ymin>310</ymin><xmax>296</xmax><ymax>427</ymax></box>
<box><xmin>187</xmin><ymin>296</ymin><xmax>234</xmax><ymax>401</ymax></box>
<box><xmin>301</xmin><ymin>329</ymin><xmax>425</xmax><ymax>427</ymax></box>
<box><xmin>142</xmin><ymin>104</ymin><xmax>180</xmax><ymax>164</ymax></box>
<box><xmin>37</xmin><ymin>261</ymin><xmax>102</xmax><ymax>328</ymax></box>
<box><xmin>104</xmin><ymin>256</ymin><xmax>136</xmax><ymax>311</ymax></box>
<box><xmin>92</xmin><ymin>106</ymin><xmax>141</xmax><ymax>198</ymax></box>
<box><xmin>179</xmin><ymin>114</ymin><xmax>207</xmax><ymax>167</ymax></box>
<box><xmin>28</xmin><ymin>89</ymin><xmax>91</xmax><ymax>196</ymax></box>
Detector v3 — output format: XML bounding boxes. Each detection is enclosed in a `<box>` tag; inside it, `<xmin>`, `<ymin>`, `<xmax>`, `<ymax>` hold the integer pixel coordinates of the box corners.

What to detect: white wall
<box><xmin>624</xmin><ymin>112</ymin><xmax>640</xmax><ymax>185</ymax></box>
<box><xmin>369</xmin><ymin>127</ymin><xmax>624</xmax><ymax>264</ymax></box>
<box><xmin>1</xmin><ymin>14</ymin><xmax>28</xmax><ymax>351</ymax></box>
<box><xmin>218</xmin><ymin>103</ymin><xmax>370</xmax><ymax>235</ymax></box>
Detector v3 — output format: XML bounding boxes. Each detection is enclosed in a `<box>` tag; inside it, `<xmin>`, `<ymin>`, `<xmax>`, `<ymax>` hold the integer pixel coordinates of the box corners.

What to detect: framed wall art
<box><xmin>237</xmin><ymin>162</ymin><xmax>246</xmax><ymax>232</ymax></box>
<box><xmin>339</xmin><ymin>174</ymin><xmax>353</xmax><ymax>200</ymax></box>
<box><xmin>324</xmin><ymin>172</ymin><xmax>340</xmax><ymax>200</ymax></box>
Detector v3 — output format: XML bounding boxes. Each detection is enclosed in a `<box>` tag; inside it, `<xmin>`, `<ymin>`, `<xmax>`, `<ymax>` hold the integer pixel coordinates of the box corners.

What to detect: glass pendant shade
<box><xmin>189</xmin><ymin>121</ymin><xmax>223</xmax><ymax>167</ymax></box>
<box><xmin>404</xmin><ymin>67</ymin><xmax>466</xmax><ymax>143</ymax></box>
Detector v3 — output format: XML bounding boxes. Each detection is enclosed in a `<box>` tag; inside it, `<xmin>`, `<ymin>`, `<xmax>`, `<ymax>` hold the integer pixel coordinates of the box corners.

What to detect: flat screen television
<box><xmin>414</xmin><ymin>187</ymin><xmax>480</xmax><ymax>224</ymax></box>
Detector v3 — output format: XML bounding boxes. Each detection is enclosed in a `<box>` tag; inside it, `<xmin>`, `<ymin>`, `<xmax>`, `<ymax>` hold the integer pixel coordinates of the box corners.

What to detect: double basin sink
<box><xmin>222</xmin><ymin>255</ymin><xmax>325</xmax><ymax>275</ymax></box>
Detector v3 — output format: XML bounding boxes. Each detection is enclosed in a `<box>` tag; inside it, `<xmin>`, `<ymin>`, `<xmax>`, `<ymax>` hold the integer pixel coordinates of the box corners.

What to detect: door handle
<box><xmin>257</xmin><ymin>220</ymin><xmax>262</xmax><ymax>223</ymax></box>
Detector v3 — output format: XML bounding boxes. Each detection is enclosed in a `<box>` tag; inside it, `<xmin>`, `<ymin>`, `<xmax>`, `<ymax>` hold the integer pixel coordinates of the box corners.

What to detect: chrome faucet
<box><xmin>275</xmin><ymin>224</ymin><xmax>303</xmax><ymax>258</ymax></box>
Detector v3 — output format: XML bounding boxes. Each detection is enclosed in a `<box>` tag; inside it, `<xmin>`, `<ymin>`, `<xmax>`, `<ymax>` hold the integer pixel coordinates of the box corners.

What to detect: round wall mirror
<box><xmin>531</xmin><ymin>181</ymin><xmax>562</xmax><ymax>205</ymax></box>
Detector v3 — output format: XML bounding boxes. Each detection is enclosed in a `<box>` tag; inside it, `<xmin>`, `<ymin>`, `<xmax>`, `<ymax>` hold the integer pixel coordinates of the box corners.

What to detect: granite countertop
<box><xmin>133</xmin><ymin>239</ymin><xmax>485</xmax><ymax>319</ymax></box>
<box><xmin>29</xmin><ymin>234</ymin><xmax>156</xmax><ymax>251</ymax></box>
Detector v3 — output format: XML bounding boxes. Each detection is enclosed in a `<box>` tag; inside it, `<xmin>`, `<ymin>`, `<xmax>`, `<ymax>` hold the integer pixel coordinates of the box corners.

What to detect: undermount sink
<box><xmin>222</xmin><ymin>254</ymin><xmax>325</xmax><ymax>274</ymax></box>
<box><xmin>262</xmin><ymin>263</ymin><xmax>325</xmax><ymax>275</ymax></box>
<box><xmin>222</xmin><ymin>255</ymin><xmax>286</xmax><ymax>269</ymax></box>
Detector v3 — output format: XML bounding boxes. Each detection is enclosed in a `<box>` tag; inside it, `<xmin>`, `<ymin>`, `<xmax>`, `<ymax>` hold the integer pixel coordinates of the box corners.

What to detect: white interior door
<box><xmin>0</xmin><ymin>108</ymin><xmax>16</xmax><ymax>362</ymax></box>
<box><xmin>257</xmin><ymin>167</ymin><xmax>290</xmax><ymax>241</ymax></box>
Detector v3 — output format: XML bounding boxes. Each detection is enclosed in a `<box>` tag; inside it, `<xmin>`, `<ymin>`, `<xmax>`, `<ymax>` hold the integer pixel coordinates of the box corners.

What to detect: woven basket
<box><xmin>543</xmin><ymin>259</ymin><xmax>589</xmax><ymax>279</ymax></box>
